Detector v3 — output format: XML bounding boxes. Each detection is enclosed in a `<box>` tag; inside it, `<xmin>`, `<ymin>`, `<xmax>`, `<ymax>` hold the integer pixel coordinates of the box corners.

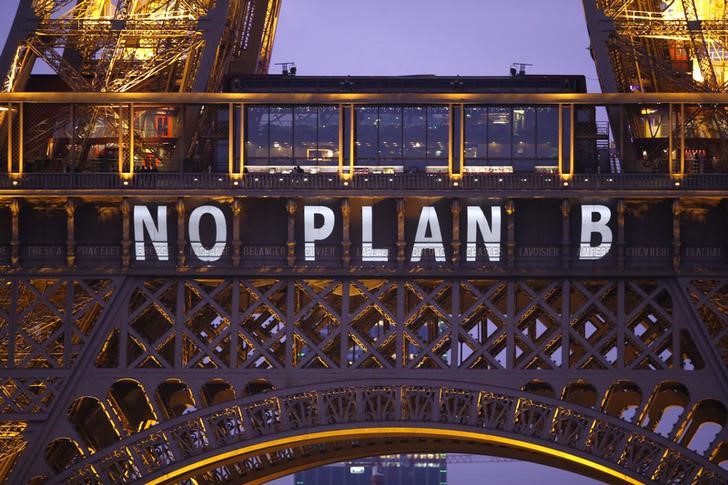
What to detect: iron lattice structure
<box><xmin>0</xmin><ymin>0</ymin><xmax>282</xmax><ymax>171</ymax></box>
<box><xmin>583</xmin><ymin>0</ymin><xmax>728</xmax><ymax>94</ymax></box>
<box><xmin>0</xmin><ymin>2</ymin><xmax>725</xmax><ymax>485</ymax></box>
<box><xmin>583</xmin><ymin>1</ymin><xmax>728</xmax><ymax>171</ymax></box>
<box><xmin>0</xmin><ymin>276</ymin><xmax>726</xmax><ymax>484</ymax></box>
<box><xmin>0</xmin><ymin>0</ymin><xmax>281</xmax><ymax>94</ymax></box>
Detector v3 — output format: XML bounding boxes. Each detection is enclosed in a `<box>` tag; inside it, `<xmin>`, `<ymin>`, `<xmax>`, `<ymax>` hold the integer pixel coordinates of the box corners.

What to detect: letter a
<box><xmin>411</xmin><ymin>206</ymin><xmax>446</xmax><ymax>262</ymax></box>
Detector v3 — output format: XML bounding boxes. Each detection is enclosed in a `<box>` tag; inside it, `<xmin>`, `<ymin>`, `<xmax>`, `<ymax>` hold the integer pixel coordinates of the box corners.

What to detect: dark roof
<box><xmin>226</xmin><ymin>74</ymin><xmax>587</xmax><ymax>94</ymax></box>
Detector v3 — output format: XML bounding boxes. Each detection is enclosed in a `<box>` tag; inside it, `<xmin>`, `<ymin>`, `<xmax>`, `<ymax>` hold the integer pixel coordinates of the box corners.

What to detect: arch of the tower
<box><xmin>0</xmin><ymin>275</ymin><xmax>723</xmax><ymax>484</ymax></box>
<box><xmin>35</xmin><ymin>380</ymin><xmax>728</xmax><ymax>484</ymax></box>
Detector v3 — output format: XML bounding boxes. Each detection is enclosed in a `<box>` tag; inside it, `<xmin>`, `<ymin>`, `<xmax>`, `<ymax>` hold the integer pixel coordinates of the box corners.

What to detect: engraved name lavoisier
<box><xmin>133</xmin><ymin>203</ymin><xmax>614</xmax><ymax>263</ymax></box>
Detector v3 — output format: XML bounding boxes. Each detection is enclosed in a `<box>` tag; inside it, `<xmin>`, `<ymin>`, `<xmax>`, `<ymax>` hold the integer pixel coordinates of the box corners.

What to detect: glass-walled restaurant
<box><xmin>8</xmin><ymin>98</ymin><xmax>728</xmax><ymax>176</ymax></box>
<box><xmin>245</xmin><ymin>105</ymin><xmax>563</xmax><ymax>174</ymax></box>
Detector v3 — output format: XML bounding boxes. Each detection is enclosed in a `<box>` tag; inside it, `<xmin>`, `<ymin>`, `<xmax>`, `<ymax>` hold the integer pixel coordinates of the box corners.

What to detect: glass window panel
<box><xmin>403</xmin><ymin>106</ymin><xmax>426</xmax><ymax>158</ymax></box>
<box><xmin>246</xmin><ymin>106</ymin><xmax>269</xmax><ymax>163</ymax></box>
<box><xmin>487</xmin><ymin>107</ymin><xmax>511</xmax><ymax>159</ymax></box>
<box><xmin>537</xmin><ymin>107</ymin><xmax>558</xmax><ymax>158</ymax></box>
<box><xmin>294</xmin><ymin>106</ymin><xmax>317</xmax><ymax>161</ymax></box>
<box><xmin>356</xmin><ymin>106</ymin><xmax>378</xmax><ymax>160</ymax></box>
<box><xmin>464</xmin><ymin>106</ymin><xmax>487</xmax><ymax>159</ymax></box>
<box><xmin>317</xmin><ymin>106</ymin><xmax>339</xmax><ymax>163</ymax></box>
<box><xmin>269</xmin><ymin>106</ymin><xmax>293</xmax><ymax>162</ymax></box>
<box><xmin>378</xmin><ymin>106</ymin><xmax>402</xmax><ymax>159</ymax></box>
<box><xmin>427</xmin><ymin>106</ymin><xmax>449</xmax><ymax>159</ymax></box>
<box><xmin>513</xmin><ymin>107</ymin><xmax>535</xmax><ymax>159</ymax></box>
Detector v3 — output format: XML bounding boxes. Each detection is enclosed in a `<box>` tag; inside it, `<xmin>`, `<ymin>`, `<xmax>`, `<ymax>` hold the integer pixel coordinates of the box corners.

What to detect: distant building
<box><xmin>294</xmin><ymin>454</ymin><xmax>447</xmax><ymax>485</ymax></box>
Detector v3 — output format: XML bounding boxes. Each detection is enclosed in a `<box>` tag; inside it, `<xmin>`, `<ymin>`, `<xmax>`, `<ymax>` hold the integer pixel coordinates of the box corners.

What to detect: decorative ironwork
<box><xmin>0</xmin><ymin>275</ymin><xmax>725</xmax><ymax>483</ymax></box>
<box><xmin>44</xmin><ymin>382</ymin><xmax>728</xmax><ymax>484</ymax></box>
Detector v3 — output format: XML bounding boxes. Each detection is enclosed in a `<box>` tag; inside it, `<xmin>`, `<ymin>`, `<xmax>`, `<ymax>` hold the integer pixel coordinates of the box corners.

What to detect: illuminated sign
<box><xmin>131</xmin><ymin>201</ymin><xmax>615</xmax><ymax>264</ymax></box>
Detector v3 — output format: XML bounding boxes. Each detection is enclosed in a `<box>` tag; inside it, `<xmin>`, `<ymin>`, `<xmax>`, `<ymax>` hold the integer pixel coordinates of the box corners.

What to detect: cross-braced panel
<box><xmin>514</xmin><ymin>280</ymin><xmax>564</xmax><ymax>369</ymax></box>
<box><xmin>347</xmin><ymin>280</ymin><xmax>398</xmax><ymax>369</ymax></box>
<box><xmin>238</xmin><ymin>279</ymin><xmax>287</xmax><ymax>369</ymax></box>
<box><xmin>292</xmin><ymin>280</ymin><xmax>342</xmax><ymax>369</ymax></box>
<box><xmin>624</xmin><ymin>281</ymin><xmax>676</xmax><ymax>370</ymax></box>
<box><xmin>568</xmin><ymin>281</ymin><xmax>619</xmax><ymax>369</ymax></box>
<box><xmin>403</xmin><ymin>280</ymin><xmax>453</xmax><ymax>369</ymax></box>
<box><xmin>685</xmin><ymin>279</ymin><xmax>728</xmax><ymax>366</ymax></box>
<box><xmin>5</xmin><ymin>276</ymin><xmax>727</xmax><ymax>485</ymax></box>
<box><xmin>458</xmin><ymin>280</ymin><xmax>508</xmax><ymax>369</ymax></box>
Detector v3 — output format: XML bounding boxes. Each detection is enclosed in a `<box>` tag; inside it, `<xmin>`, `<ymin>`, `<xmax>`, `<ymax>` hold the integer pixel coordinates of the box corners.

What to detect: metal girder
<box><xmin>584</xmin><ymin>0</ymin><xmax>728</xmax><ymax>94</ymax></box>
<box><xmin>1</xmin><ymin>275</ymin><xmax>727</xmax><ymax>483</ymax></box>
<box><xmin>681</xmin><ymin>0</ymin><xmax>720</xmax><ymax>91</ymax></box>
<box><xmin>2</xmin><ymin>0</ymin><xmax>280</xmax><ymax>94</ymax></box>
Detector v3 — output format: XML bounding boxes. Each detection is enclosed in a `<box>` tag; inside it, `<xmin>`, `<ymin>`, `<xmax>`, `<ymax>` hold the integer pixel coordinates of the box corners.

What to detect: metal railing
<box><xmin>1</xmin><ymin>173</ymin><xmax>727</xmax><ymax>191</ymax></box>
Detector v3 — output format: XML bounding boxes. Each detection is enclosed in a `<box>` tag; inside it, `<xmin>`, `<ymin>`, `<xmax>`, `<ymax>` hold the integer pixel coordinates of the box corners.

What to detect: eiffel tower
<box><xmin>0</xmin><ymin>2</ymin><xmax>725</xmax><ymax>484</ymax></box>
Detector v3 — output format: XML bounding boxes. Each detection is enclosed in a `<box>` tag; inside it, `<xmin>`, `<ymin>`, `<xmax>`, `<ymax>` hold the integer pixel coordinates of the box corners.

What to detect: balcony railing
<box><xmin>2</xmin><ymin>92</ymin><xmax>728</xmax><ymax>180</ymax></box>
<box><xmin>1</xmin><ymin>173</ymin><xmax>726</xmax><ymax>191</ymax></box>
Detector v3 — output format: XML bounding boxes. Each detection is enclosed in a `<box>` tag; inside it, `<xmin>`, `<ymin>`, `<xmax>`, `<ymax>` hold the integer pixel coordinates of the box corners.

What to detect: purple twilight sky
<box><xmin>0</xmin><ymin>1</ymin><xmax>604</xmax><ymax>483</ymax></box>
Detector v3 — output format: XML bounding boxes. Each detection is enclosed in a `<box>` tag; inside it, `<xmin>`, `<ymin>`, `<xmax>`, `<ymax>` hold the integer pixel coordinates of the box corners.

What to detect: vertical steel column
<box><xmin>569</xmin><ymin>103</ymin><xmax>575</xmax><ymax>177</ymax></box>
<box><xmin>448</xmin><ymin>103</ymin><xmax>454</xmax><ymax>177</ymax></box>
<box><xmin>396</xmin><ymin>199</ymin><xmax>406</xmax><ymax>269</ymax></box>
<box><xmin>672</xmin><ymin>199</ymin><xmax>681</xmax><ymax>272</ymax></box>
<box><xmin>619</xmin><ymin>105</ymin><xmax>624</xmax><ymax>165</ymax></box>
<box><xmin>558</xmin><ymin>104</ymin><xmax>563</xmax><ymax>177</ymax></box>
<box><xmin>506</xmin><ymin>280</ymin><xmax>515</xmax><ymax>369</ymax></box>
<box><xmin>396</xmin><ymin>278</ymin><xmax>404</xmax><ymax>368</ymax></box>
<box><xmin>617</xmin><ymin>199</ymin><xmax>625</xmax><ymax>271</ymax></box>
<box><xmin>668</xmin><ymin>103</ymin><xmax>674</xmax><ymax>175</ymax></box>
<box><xmin>65</xmin><ymin>198</ymin><xmax>75</xmax><ymax>267</ymax></box>
<box><xmin>505</xmin><ymin>200</ymin><xmax>515</xmax><ymax>269</ymax></box>
<box><xmin>232</xmin><ymin>198</ymin><xmax>241</xmax><ymax>267</ymax></box>
<box><xmin>239</xmin><ymin>103</ymin><xmax>246</xmax><ymax>176</ymax></box>
<box><xmin>562</xmin><ymin>279</ymin><xmax>570</xmax><ymax>369</ymax></box>
<box><xmin>10</xmin><ymin>198</ymin><xmax>19</xmax><ymax>266</ymax></box>
<box><xmin>121</xmin><ymin>198</ymin><xmax>131</xmax><ymax>268</ymax></box>
<box><xmin>117</xmin><ymin>104</ymin><xmax>124</xmax><ymax>174</ymax></box>
<box><xmin>228</xmin><ymin>102</ymin><xmax>234</xmax><ymax>175</ymax></box>
<box><xmin>286</xmin><ymin>279</ymin><xmax>295</xmax><ymax>369</ymax></box>
<box><xmin>129</xmin><ymin>103</ymin><xmax>135</xmax><ymax>175</ymax></box>
<box><xmin>7</xmin><ymin>103</ymin><xmax>12</xmax><ymax>175</ymax></box>
<box><xmin>341</xmin><ymin>198</ymin><xmax>351</xmax><ymax>268</ymax></box>
<box><xmin>561</xmin><ymin>199</ymin><xmax>570</xmax><ymax>270</ymax></box>
<box><xmin>286</xmin><ymin>199</ymin><xmax>296</xmax><ymax>267</ymax></box>
<box><xmin>175</xmin><ymin>279</ymin><xmax>184</xmax><ymax>369</ymax></box>
<box><xmin>617</xmin><ymin>280</ymin><xmax>625</xmax><ymax>370</ymax></box>
<box><xmin>17</xmin><ymin>102</ymin><xmax>22</xmax><ymax>174</ymax></box>
<box><xmin>680</xmin><ymin>103</ymin><xmax>686</xmax><ymax>175</ymax></box>
<box><xmin>7</xmin><ymin>271</ymin><xmax>16</xmax><ymax>367</ymax></box>
<box><xmin>451</xmin><ymin>199</ymin><xmax>461</xmax><ymax>267</ymax></box>
<box><xmin>459</xmin><ymin>104</ymin><xmax>464</xmax><ymax>177</ymax></box>
<box><xmin>341</xmin><ymin>278</ymin><xmax>350</xmax><ymax>369</ymax></box>
<box><xmin>338</xmin><ymin>104</ymin><xmax>345</xmax><ymax>178</ymax></box>
<box><xmin>450</xmin><ymin>278</ymin><xmax>460</xmax><ymax>369</ymax></box>
<box><xmin>349</xmin><ymin>104</ymin><xmax>356</xmax><ymax>176</ymax></box>
<box><xmin>230</xmin><ymin>278</ymin><xmax>240</xmax><ymax>368</ymax></box>
<box><xmin>177</xmin><ymin>198</ymin><xmax>186</xmax><ymax>267</ymax></box>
